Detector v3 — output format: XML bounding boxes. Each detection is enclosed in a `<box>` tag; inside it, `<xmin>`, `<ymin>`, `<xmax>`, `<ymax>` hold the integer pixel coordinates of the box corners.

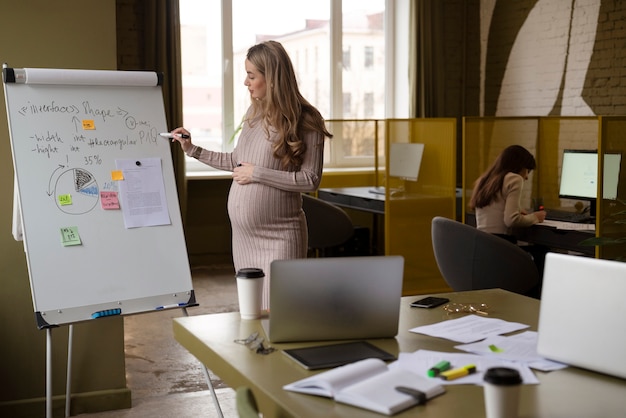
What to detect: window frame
<box><xmin>183</xmin><ymin>0</ymin><xmax>409</xmax><ymax>176</ymax></box>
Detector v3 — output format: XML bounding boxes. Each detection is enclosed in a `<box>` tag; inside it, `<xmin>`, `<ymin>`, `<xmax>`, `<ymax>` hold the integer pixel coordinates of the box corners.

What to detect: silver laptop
<box><xmin>262</xmin><ymin>256</ymin><xmax>404</xmax><ymax>343</ymax></box>
<box><xmin>537</xmin><ymin>253</ymin><xmax>626</xmax><ymax>379</ymax></box>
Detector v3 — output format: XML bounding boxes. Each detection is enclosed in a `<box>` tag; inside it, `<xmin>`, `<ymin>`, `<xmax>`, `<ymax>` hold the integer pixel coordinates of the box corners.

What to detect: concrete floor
<box><xmin>76</xmin><ymin>264</ymin><xmax>240</xmax><ymax>418</ymax></box>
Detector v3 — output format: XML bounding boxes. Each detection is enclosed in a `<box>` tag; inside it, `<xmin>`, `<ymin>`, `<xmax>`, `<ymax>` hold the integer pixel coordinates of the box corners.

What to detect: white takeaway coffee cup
<box><xmin>483</xmin><ymin>367</ymin><xmax>522</xmax><ymax>418</ymax></box>
<box><xmin>235</xmin><ymin>268</ymin><xmax>265</xmax><ymax>320</ymax></box>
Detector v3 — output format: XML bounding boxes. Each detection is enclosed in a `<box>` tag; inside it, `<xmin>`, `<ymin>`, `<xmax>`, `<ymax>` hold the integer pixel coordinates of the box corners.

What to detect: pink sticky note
<box><xmin>100</xmin><ymin>191</ymin><xmax>120</xmax><ymax>210</ymax></box>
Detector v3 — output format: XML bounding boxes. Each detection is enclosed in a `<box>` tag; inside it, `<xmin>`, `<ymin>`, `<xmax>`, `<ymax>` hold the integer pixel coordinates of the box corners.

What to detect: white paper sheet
<box><xmin>391</xmin><ymin>349</ymin><xmax>539</xmax><ymax>386</ymax></box>
<box><xmin>409</xmin><ymin>314</ymin><xmax>529</xmax><ymax>343</ymax></box>
<box><xmin>541</xmin><ymin>219</ymin><xmax>595</xmax><ymax>231</ymax></box>
<box><xmin>454</xmin><ymin>331</ymin><xmax>568</xmax><ymax>372</ymax></box>
<box><xmin>115</xmin><ymin>158</ymin><xmax>171</xmax><ymax>228</ymax></box>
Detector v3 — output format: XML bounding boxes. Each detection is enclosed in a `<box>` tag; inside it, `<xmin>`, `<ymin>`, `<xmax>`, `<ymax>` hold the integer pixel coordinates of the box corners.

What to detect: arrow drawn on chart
<box><xmin>47</xmin><ymin>164</ymin><xmax>66</xmax><ymax>196</ymax></box>
<box><xmin>71</xmin><ymin>115</ymin><xmax>82</xmax><ymax>132</ymax></box>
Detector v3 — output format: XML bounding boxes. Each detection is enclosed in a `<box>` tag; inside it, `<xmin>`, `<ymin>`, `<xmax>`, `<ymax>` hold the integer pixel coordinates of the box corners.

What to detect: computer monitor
<box><xmin>388</xmin><ymin>143</ymin><xmax>425</xmax><ymax>181</ymax></box>
<box><xmin>558</xmin><ymin>149</ymin><xmax>622</xmax><ymax>216</ymax></box>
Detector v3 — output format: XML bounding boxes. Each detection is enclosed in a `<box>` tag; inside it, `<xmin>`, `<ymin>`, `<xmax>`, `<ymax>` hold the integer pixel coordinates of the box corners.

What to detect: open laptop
<box><xmin>262</xmin><ymin>256</ymin><xmax>404</xmax><ymax>343</ymax></box>
<box><xmin>537</xmin><ymin>252</ymin><xmax>626</xmax><ymax>379</ymax></box>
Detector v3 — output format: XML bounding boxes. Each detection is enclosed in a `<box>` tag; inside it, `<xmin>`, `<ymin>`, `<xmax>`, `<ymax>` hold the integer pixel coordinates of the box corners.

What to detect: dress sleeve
<box><xmin>251</xmin><ymin>130</ymin><xmax>325</xmax><ymax>192</ymax></box>
<box><xmin>187</xmin><ymin>146</ymin><xmax>237</xmax><ymax>172</ymax></box>
<box><xmin>502</xmin><ymin>173</ymin><xmax>538</xmax><ymax>228</ymax></box>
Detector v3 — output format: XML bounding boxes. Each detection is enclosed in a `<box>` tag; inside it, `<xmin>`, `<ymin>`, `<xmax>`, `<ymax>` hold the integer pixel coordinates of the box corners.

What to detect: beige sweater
<box><xmin>475</xmin><ymin>172</ymin><xmax>538</xmax><ymax>235</ymax></box>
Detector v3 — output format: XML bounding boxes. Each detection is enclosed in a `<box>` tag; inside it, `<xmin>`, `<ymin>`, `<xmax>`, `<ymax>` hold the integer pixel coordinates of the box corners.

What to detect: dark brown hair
<box><xmin>470</xmin><ymin>145</ymin><xmax>536</xmax><ymax>209</ymax></box>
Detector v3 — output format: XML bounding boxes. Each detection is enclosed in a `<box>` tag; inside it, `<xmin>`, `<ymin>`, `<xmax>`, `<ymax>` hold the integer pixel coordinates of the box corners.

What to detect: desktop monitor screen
<box><xmin>388</xmin><ymin>143</ymin><xmax>425</xmax><ymax>181</ymax></box>
<box><xmin>559</xmin><ymin>150</ymin><xmax>621</xmax><ymax>200</ymax></box>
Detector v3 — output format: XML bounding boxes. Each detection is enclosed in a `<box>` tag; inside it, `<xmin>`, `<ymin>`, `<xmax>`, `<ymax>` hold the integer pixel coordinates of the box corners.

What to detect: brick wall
<box><xmin>482</xmin><ymin>0</ymin><xmax>626</xmax><ymax>117</ymax></box>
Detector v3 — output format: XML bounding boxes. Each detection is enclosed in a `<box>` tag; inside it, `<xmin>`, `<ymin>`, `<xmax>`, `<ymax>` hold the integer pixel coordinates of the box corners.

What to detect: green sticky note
<box><xmin>489</xmin><ymin>344</ymin><xmax>504</xmax><ymax>353</ymax></box>
<box><xmin>58</xmin><ymin>194</ymin><xmax>72</xmax><ymax>206</ymax></box>
<box><xmin>60</xmin><ymin>226</ymin><xmax>82</xmax><ymax>246</ymax></box>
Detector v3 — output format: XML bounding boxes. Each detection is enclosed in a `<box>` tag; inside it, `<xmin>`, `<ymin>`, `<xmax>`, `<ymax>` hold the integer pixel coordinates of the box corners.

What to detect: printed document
<box><xmin>454</xmin><ymin>331</ymin><xmax>567</xmax><ymax>371</ymax></box>
<box><xmin>115</xmin><ymin>158</ymin><xmax>171</xmax><ymax>228</ymax></box>
<box><xmin>409</xmin><ymin>314</ymin><xmax>529</xmax><ymax>343</ymax></box>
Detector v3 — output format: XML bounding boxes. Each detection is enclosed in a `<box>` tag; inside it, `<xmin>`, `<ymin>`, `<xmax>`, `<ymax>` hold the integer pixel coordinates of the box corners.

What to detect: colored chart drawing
<box><xmin>54</xmin><ymin>168</ymin><xmax>99</xmax><ymax>214</ymax></box>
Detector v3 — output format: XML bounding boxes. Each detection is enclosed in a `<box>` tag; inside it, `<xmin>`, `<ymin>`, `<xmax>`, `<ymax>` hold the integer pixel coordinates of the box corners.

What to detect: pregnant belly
<box><xmin>227</xmin><ymin>184</ymin><xmax>298</xmax><ymax>230</ymax></box>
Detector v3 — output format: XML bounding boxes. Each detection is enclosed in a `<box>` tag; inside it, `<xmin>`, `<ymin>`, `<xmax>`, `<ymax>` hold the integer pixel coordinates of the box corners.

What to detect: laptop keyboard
<box><xmin>545</xmin><ymin>209</ymin><xmax>593</xmax><ymax>224</ymax></box>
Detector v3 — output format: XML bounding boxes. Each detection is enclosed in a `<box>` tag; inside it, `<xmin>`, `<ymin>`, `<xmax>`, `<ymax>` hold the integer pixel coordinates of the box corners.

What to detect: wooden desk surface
<box><xmin>173</xmin><ymin>289</ymin><xmax>626</xmax><ymax>417</ymax></box>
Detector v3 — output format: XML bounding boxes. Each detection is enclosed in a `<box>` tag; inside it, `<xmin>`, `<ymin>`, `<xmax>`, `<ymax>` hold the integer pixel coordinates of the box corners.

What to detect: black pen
<box><xmin>160</xmin><ymin>132</ymin><xmax>190</xmax><ymax>139</ymax></box>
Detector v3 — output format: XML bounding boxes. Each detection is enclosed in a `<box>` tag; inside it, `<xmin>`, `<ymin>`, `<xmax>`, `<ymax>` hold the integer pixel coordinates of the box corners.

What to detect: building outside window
<box><xmin>343</xmin><ymin>47</ymin><xmax>352</xmax><ymax>70</ymax></box>
<box><xmin>364</xmin><ymin>92</ymin><xmax>375</xmax><ymax>118</ymax></box>
<box><xmin>364</xmin><ymin>45</ymin><xmax>374</xmax><ymax>69</ymax></box>
<box><xmin>343</xmin><ymin>92</ymin><xmax>353</xmax><ymax>117</ymax></box>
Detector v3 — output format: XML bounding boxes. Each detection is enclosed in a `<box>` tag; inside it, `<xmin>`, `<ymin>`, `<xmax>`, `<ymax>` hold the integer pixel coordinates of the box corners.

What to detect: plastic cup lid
<box><xmin>236</xmin><ymin>268</ymin><xmax>265</xmax><ymax>278</ymax></box>
<box><xmin>484</xmin><ymin>367</ymin><xmax>522</xmax><ymax>385</ymax></box>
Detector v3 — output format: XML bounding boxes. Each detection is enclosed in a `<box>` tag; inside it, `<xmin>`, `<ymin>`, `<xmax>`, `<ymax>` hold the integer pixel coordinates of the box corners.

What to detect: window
<box><xmin>180</xmin><ymin>0</ymin><xmax>406</xmax><ymax>175</ymax></box>
<box><xmin>343</xmin><ymin>92</ymin><xmax>352</xmax><ymax>116</ymax></box>
<box><xmin>343</xmin><ymin>47</ymin><xmax>351</xmax><ymax>70</ymax></box>
<box><xmin>364</xmin><ymin>46</ymin><xmax>374</xmax><ymax>69</ymax></box>
<box><xmin>364</xmin><ymin>92</ymin><xmax>374</xmax><ymax>118</ymax></box>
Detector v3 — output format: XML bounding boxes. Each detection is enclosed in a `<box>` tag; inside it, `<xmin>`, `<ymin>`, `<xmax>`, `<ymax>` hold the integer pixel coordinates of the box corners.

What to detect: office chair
<box><xmin>302</xmin><ymin>194</ymin><xmax>354</xmax><ymax>256</ymax></box>
<box><xmin>236</xmin><ymin>386</ymin><xmax>260</xmax><ymax>418</ymax></box>
<box><xmin>431</xmin><ymin>216</ymin><xmax>540</xmax><ymax>295</ymax></box>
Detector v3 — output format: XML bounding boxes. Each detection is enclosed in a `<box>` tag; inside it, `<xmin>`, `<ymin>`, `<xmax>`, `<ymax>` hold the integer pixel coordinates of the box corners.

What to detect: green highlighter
<box><xmin>427</xmin><ymin>360</ymin><xmax>451</xmax><ymax>377</ymax></box>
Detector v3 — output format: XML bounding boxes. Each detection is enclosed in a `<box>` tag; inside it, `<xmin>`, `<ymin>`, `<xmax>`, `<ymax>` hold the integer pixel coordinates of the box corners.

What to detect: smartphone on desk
<box><xmin>410</xmin><ymin>296</ymin><xmax>449</xmax><ymax>309</ymax></box>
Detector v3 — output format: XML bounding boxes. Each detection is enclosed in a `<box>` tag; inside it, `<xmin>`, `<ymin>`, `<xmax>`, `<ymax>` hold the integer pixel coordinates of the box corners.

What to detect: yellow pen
<box><xmin>439</xmin><ymin>364</ymin><xmax>477</xmax><ymax>381</ymax></box>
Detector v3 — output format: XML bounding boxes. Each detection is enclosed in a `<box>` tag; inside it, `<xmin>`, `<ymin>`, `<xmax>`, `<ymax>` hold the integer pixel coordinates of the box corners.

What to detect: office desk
<box><xmin>466</xmin><ymin>213</ymin><xmax>596</xmax><ymax>256</ymax></box>
<box><xmin>515</xmin><ymin>223</ymin><xmax>595</xmax><ymax>256</ymax></box>
<box><xmin>173</xmin><ymin>289</ymin><xmax>626</xmax><ymax>417</ymax></box>
<box><xmin>318</xmin><ymin>187</ymin><xmax>385</xmax><ymax>214</ymax></box>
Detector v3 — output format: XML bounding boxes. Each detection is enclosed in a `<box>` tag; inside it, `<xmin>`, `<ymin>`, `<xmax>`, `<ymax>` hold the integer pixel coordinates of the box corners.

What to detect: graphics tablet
<box><xmin>282</xmin><ymin>341</ymin><xmax>396</xmax><ymax>370</ymax></box>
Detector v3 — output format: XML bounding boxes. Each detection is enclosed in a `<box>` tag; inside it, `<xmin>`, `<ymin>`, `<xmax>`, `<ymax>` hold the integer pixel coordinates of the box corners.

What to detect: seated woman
<box><xmin>469</xmin><ymin>145</ymin><xmax>548</xmax><ymax>297</ymax></box>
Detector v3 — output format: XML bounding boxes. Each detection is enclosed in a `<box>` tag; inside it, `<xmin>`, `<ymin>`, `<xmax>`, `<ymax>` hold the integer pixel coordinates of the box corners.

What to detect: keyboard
<box><xmin>545</xmin><ymin>209</ymin><xmax>593</xmax><ymax>224</ymax></box>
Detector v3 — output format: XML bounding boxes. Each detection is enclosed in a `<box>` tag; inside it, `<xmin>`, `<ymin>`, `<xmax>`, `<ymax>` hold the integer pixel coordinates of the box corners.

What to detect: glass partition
<box><xmin>597</xmin><ymin>117</ymin><xmax>626</xmax><ymax>260</ymax></box>
<box><xmin>385</xmin><ymin>118</ymin><xmax>456</xmax><ymax>294</ymax></box>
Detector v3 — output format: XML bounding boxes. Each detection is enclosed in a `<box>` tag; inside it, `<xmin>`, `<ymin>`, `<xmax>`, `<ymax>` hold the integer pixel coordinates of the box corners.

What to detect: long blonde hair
<box><xmin>246</xmin><ymin>40</ymin><xmax>333</xmax><ymax>169</ymax></box>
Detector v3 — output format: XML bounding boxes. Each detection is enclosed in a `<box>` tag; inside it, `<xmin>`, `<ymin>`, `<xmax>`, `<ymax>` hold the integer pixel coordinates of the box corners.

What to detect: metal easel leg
<box><xmin>46</xmin><ymin>328</ymin><xmax>53</xmax><ymax>418</ymax></box>
<box><xmin>65</xmin><ymin>324</ymin><xmax>73</xmax><ymax>417</ymax></box>
<box><xmin>182</xmin><ymin>307</ymin><xmax>223</xmax><ymax>418</ymax></box>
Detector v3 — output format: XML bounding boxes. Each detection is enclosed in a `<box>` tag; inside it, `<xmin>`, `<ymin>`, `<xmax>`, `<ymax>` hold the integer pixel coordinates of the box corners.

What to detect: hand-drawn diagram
<box><xmin>54</xmin><ymin>167</ymin><xmax>99</xmax><ymax>214</ymax></box>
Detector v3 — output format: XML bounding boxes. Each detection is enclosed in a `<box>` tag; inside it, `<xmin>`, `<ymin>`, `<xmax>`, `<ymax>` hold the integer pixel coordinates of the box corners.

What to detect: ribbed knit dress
<box><xmin>187</xmin><ymin>109</ymin><xmax>325</xmax><ymax>309</ymax></box>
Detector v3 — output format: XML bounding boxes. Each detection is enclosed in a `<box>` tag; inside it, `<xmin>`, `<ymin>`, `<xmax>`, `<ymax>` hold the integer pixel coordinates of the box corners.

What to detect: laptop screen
<box><xmin>264</xmin><ymin>256</ymin><xmax>404</xmax><ymax>343</ymax></box>
<box><xmin>537</xmin><ymin>253</ymin><xmax>626</xmax><ymax>379</ymax></box>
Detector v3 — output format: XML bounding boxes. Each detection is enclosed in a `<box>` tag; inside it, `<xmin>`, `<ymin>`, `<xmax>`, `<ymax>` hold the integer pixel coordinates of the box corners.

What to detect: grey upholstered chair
<box><xmin>301</xmin><ymin>194</ymin><xmax>354</xmax><ymax>256</ymax></box>
<box><xmin>431</xmin><ymin>216</ymin><xmax>540</xmax><ymax>295</ymax></box>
